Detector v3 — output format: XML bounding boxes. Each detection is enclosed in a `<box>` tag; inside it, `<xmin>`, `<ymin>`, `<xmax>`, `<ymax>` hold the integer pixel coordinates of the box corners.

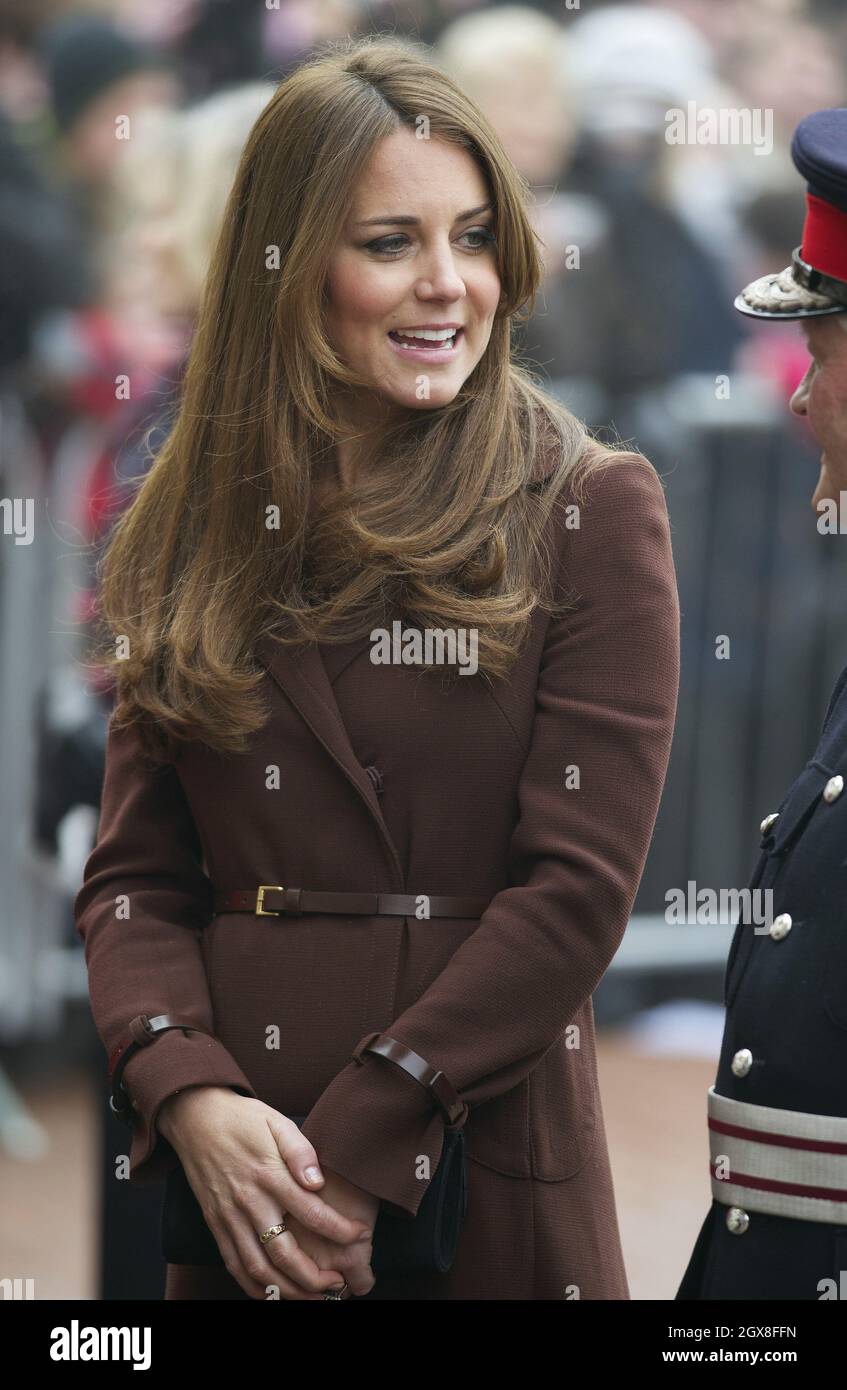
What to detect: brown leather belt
<box><xmin>212</xmin><ymin>885</ymin><xmax>490</xmax><ymax>919</ymax></box>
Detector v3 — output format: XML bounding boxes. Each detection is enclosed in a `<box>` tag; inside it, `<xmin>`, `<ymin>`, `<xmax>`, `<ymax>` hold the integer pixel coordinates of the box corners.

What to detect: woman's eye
<box><xmin>365</xmin><ymin>226</ymin><xmax>496</xmax><ymax>256</ymax></box>
<box><xmin>462</xmin><ymin>227</ymin><xmax>497</xmax><ymax>250</ymax></box>
<box><xmin>365</xmin><ymin>234</ymin><xmax>409</xmax><ymax>255</ymax></box>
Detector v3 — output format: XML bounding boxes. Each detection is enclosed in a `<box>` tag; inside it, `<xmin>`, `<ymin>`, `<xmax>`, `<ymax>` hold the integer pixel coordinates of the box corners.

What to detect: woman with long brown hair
<box><xmin>75</xmin><ymin>35</ymin><xmax>680</xmax><ymax>1301</ymax></box>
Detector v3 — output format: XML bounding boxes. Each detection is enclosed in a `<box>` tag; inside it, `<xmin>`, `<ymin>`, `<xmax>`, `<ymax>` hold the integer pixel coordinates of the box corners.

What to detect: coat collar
<box><xmin>253</xmin><ymin>633</ymin><xmax>404</xmax><ymax>886</ymax></box>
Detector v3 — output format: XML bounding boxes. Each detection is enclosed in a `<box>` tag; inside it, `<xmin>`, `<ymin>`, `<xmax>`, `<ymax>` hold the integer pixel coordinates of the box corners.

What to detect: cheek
<box><xmin>809</xmin><ymin>375</ymin><xmax>846</xmax><ymax>441</ymax></box>
<box><xmin>473</xmin><ymin>264</ymin><xmax>502</xmax><ymax>317</ymax></box>
<box><xmin>325</xmin><ymin>259</ymin><xmax>397</xmax><ymax>337</ymax></box>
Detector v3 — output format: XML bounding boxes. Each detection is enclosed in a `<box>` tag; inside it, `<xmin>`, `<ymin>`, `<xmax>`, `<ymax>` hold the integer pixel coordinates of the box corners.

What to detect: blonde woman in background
<box><xmin>78</xmin><ymin>85</ymin><xmax>277</xmax><ymax>759</ymax></box>
<box><xmin>104</xmin><ymin>82</ymin><xmax>277</xmax><ymax>365</ymax></box>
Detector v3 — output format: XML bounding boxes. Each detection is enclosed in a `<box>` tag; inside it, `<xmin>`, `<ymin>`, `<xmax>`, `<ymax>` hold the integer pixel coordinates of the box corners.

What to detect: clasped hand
<box><xmin>157</xmin><ymin>1087</ymin><xmax>379</xmax><ymax>1299</ymax></box>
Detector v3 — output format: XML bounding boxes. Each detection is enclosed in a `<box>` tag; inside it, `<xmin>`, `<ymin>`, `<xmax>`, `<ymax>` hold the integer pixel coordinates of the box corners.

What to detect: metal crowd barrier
<box><xmin>0</xmin><ymin>390</ymin><xmax>68</xmax><ymax>1044</ymax></box>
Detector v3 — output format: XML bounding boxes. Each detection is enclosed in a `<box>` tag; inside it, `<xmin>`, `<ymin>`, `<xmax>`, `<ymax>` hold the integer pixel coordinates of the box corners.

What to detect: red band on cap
<box><xmin>801</xmin><ymin>192</ymin><xmax>847</xmax><ymax>282</ymax></box>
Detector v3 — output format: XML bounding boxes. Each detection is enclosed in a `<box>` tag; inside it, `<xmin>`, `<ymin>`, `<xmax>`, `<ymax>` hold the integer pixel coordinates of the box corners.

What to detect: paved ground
<box><xmin>0</xmin><ymin>1034</ymin><xmax>715</xmax><ymax>1300</ymax></box>
<box><xmin>0</xmin><ymin>1065</ymin><xmax>97</xmax><ymax>1301</ymax></box>
<box><xmin>599</xmin><ymin>1031</ymin><xmax>714</xmax><ymax>1299</ymax></box>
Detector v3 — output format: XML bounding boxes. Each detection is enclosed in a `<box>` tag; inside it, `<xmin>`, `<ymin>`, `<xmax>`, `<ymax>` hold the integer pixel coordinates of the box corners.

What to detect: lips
<box><xmin>386</xmin><ymin>328</ymin><xmax>464</xmax><ymax>360</ymax></box>
<box><xmin>388</xmin><ymin>329</ymin><xmax>458</xmax><ymax>347</ymax></box>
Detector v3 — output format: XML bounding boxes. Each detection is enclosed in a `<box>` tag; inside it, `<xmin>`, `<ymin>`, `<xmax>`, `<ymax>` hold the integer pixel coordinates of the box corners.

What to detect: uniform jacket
<box><xmin>74</xmin><ymin>455</ymin><xmax>680</xmax><ymax>1299</ymax></box>
<box><xmin>678</xmin><ymin>658</ymin><xmax>847</xmax><ymax>1300</ymax></box>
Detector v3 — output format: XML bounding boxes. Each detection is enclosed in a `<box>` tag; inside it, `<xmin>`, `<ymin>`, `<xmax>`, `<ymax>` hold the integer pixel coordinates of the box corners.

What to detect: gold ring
<box><xmin>259</xmin><ymin>1219</ymin><xmax>287</xmax><ymax>1245</ymax></box>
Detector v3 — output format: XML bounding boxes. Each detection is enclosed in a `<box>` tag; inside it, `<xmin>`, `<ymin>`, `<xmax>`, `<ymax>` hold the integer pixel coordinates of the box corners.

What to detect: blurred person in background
<box><xmin>0</xmin><ymin>99</ymin><xmax>91</xmax><ymax>381</ymax></box>
<box><xmin>440</xmin><ymin>3</ymin><xmax>748</xmax><ymax>420</ymax></box>
<box><xmin>21</xmin><ymin>10</ymin><xmax>182</xmax><ymax>860</ymax></box>
<box><xmin>437</xmin><ymin>5</ymin><xmax>575</xmax><ymax>192</ymax></box>
<box><xmin>435</xmin><ymin>6</ymin><xmax>621</xmax><ymax>417</ymax></box>
<box><xmin>0</xmin><ymin>3</ymin><xmax>99</xmax><ymax>862</ymax></box>
<box><xmin>261</xmin><ymin>0</ymin><xmax>373</xmax><ymax>80</ymax></box>
<box><xmin>719</xmin><ymin>2</ymin><xmax>845</xmax><ymax>394</ymax></box>
<box><xmin>654</xmin><ymin>0</ymin><xmax>810</xmax><ymax>56</ymax></box>
<box><xmin>678</xmin><ymin>106</ymin><xmax>847</xmax><ymax>1301</ymax></box>
<box><xmin>722</xmin><ymin>4</ymin><xmax>844</xmax><ymax>159</ymax></box>
<box><xmin>38</xmin><ymin>12</ymin><xmax>180</xmax><ymax>251</ymax></box>
<box><xmin>80</xmin><ymin>82</ymin><xmax>280</xmax><ymax>677</ymax></box>
<box><xmin>563</xmin><ymin>3</ymin><xmax>744</xmax><ymax>396</ymax></box>
<box><xmin>114</xmin><ymin>0</ymin><xmax>268</xmax><ymax>101</ymax></box>
<box><xmin>0</xmin><ymin>1</ymin><xmax>93</xmax><ymax>382</ymax></box>
<box><xmin>8</xmin><ymin>11</ymin><xmax>185</xmax><ymax>549</ymax></box>
<box><xmin>0</xmin><ymin>0</ymin><xmax>55</xmax><ymax>129</ymax></box>
<box><xmin>655</xmin><ymin>0</ymin><xmax>847</xmax><ymax>299</ymax></box>
<box><xmin>34</xmin><ymin>83</ymin><xmax>277</xmax><ymax>856</ymax></box>
<box><xmin>806</xmin><ymin>0</ymin><xmax>847</xmax><ymax>51</ymax></box>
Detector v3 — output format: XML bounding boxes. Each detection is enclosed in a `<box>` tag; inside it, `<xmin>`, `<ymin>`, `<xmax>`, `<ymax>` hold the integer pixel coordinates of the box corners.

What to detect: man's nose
<box><xmin>789</xmin><ymin>366</ymin><xmax>811</xmax><ymax>416</ymax></box>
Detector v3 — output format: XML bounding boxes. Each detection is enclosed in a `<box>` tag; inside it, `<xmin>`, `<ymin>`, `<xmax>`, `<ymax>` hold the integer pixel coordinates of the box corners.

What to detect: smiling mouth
<box><xmin>387</xmin><ymin>328</ymin><xmax>463</xmax><ymax>350</ymax></box>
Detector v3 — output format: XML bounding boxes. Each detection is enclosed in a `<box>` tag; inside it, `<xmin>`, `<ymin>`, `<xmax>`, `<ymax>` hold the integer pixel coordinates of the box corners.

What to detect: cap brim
<box><xmin>734</xmin><ymin>264</ymin><xmax>847</xmax><ymax>320</ymax></box>
<box><xmin>734</xmin><ymin>294</ymin><xmax>846</xmax><ymax>320</ymax></box>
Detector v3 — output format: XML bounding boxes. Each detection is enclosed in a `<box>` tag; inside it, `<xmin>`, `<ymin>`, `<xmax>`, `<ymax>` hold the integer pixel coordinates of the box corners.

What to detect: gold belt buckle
<box><xmin>256</xmin><ymin>885</ymin><xmax>285</xmax><ymax>916</ymax></box>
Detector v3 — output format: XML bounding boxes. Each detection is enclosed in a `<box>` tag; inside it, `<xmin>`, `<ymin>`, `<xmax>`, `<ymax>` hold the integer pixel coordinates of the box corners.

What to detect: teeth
<box><xmin>393</xmin><ymin>327</ymin><xmax>457</xmax><ymax>342</ymax></box>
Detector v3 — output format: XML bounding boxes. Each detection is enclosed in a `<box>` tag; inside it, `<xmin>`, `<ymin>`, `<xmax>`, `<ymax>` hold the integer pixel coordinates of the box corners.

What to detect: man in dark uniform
<box><xmin>677</xmin><ymin>107</ymin><xmax>847</xmax><ymax>1301</ymax></box>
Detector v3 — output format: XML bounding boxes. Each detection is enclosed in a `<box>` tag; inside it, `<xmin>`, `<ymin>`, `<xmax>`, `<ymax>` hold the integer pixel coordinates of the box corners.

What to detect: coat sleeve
<box><xmin>299</xmin><ymin>456</ymin><xmax>681</xmax><ymax>1215</ymax></box>
<box><xmin>74</xmin><ymin>716</ymin><xmax>258</xmax><ymax>1184</ymax></box>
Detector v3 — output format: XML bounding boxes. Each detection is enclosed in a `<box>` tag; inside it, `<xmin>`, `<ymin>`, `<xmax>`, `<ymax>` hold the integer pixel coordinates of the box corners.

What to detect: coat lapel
<box><xmin>253</xmin><ymin>633</ymin><xmax>404</xmax><ymax>885</ymax></box>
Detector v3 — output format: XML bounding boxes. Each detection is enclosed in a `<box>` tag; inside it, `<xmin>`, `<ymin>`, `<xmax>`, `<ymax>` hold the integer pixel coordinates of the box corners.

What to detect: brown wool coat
<box><xmin>75</xmin><ymin>455</ymin><xmax>680</xmax><ymax>1300</ymax></box>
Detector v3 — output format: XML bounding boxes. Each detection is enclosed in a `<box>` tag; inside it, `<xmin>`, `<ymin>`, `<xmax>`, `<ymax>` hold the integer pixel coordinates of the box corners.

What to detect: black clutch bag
<box><xmin>161</xmin><ymin>1114</ymin><xmax>468</xmax><ymax>1276</ymax></box>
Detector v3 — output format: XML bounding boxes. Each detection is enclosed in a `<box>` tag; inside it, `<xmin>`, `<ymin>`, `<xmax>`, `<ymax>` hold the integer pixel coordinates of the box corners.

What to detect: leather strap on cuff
<box><xmin>108</xmin><ymin>1014</ymin><xmax>208</xmax><ymax>1124</ymax></box>
<box><xmin>351</xmin><ymin>1031</ymin><xmax>468</xmax><ymax>1126</ymax></box>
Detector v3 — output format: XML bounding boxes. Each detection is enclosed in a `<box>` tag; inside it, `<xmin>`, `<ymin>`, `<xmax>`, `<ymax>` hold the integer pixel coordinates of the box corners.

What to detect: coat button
<box><xmin>823</xmin><ymin>775</ymin><xmax>844</xmax><ymax>803</ymax></box>
<box><xmin>769</xmin><ymin>912</ymin><xmax>792</xmax><ymax>941</ymax></box>
<box><xmin>726</xmin><ymin>1206</ymin><xmax>750</xmax><ymax>1234</ymax></box>
<box><xmin>731</xmin><ymin>1047</ymin><xmax>753</xmax><ymax>1077</ymax></box>
<box><xmin>760</xmin><ymin>812</ymin><xmax>779</xmax><ymax>834</ymax></box>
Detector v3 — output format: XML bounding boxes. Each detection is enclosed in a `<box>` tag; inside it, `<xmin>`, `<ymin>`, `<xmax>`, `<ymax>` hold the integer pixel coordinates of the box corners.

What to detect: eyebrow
<box><xmin>354</xmin><ymin>202</ymin><xmax>494</xmax><ymax>227</ymax></box>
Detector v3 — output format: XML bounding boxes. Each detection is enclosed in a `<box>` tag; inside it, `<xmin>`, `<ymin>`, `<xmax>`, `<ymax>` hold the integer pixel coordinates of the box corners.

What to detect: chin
<box><xmin>811</xmin><ymin>458</ymin><xmax>836</xmax><ymax>512</ymax></box>
<box><xmin>392</xmin><ymin>384</ymin><xmax>461</xmax><ymax>410</ymax></box>
<box><xmin>418</xmin><ymin>390</ymin><xmax>461</xmax><ymax>410</ymax></box>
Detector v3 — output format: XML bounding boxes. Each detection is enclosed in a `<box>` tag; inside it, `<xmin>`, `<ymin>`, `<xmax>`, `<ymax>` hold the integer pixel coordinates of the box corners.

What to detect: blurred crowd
<box><xmin>4</xmin><ymin>0</ymin><xmax>847</xmax><ymax>1302</ymax></box>
<box><xmin>1</xmin><ymin>0</ymin><xmax>846</xmax><ymax>890</ymax></box>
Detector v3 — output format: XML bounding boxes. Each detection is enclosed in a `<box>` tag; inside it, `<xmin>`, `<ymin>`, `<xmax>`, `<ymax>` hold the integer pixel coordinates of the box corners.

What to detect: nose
<box><xmin>415</xmin><ymin>236</ymin><xmax>467</xmax><ymax>302</ymax></box>
<box><xmin>789</xmin><ymin>361</ymin><xmax>813</xmax><ymax>417</ymax></box>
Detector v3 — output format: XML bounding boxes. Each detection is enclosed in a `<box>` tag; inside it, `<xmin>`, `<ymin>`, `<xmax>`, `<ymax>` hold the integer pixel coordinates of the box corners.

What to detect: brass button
<box><xmin>731</xmin><ymin>1047</ymin><xmax>753</xmax><ymax>1077</ymax></box>
<box><xmin>769</xmin><ymin>912</ymin><xmax>792</xmax><ymax>941</ymax></box>
<box><xmin>823</xmin><ymin>775</ymin><xmax>844</xmax><ymax>804</ymax></box>
<box><xmin>760</xmin><ymin>812</ymin><xmax>779</xmax><ymax>834</ymax></box>
<box><xmin>726</xmin><ymin>1206</ymin><xmax>749</xmax><ymax>1235</ymax></box>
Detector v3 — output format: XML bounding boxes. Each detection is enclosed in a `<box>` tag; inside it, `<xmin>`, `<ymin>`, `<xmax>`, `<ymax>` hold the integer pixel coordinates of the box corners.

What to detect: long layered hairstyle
<box><xmin>94</xmin><ymin>34</ymin><xmax>645</xmax><ymax>761</ymax></box>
